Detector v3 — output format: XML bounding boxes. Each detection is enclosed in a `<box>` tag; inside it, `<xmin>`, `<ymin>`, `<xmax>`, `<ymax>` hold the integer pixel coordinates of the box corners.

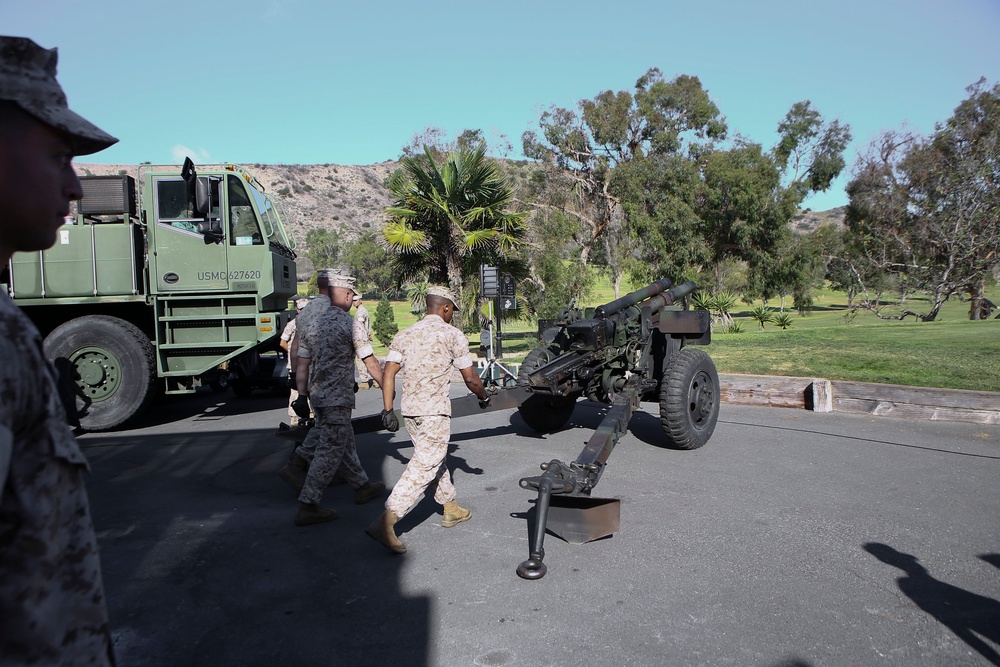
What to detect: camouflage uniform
<box><xmin>383</xmin><ymin>314</ymin><xmax>473</xmax><ymax>518</ymax></box>
<box><xmin>294</xmin><ymin>296</ymin><xmax>375</xmax><ymax>504</ymax></box>
<box><xmin>0</xmin><ymin>294</ymin><xmax>115</xmax><ymax>666</ymax></box>
<box><xmin>280</xmin><ymin>317</ymin><xmax>298</xmax><ymax>419</ymax></box>
<box><xmin>354</xmin><ymin>301</ymin><xmax>372</xmax><ymax>382</ymax></box>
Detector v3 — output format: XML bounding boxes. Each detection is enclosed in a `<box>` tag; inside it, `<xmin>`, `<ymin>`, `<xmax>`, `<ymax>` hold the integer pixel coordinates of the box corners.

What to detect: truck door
<box><xmin>151</xmin><ymin>176</ymin><xmax>228</xmax><ymax>291</ymax></box>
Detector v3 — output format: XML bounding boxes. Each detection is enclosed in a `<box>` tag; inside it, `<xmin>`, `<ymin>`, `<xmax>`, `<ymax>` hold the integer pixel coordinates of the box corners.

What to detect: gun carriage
<box><xmin>513</xmin><ymin>278</ymin><xmax>720</xmax><ymax>579</ymax></box>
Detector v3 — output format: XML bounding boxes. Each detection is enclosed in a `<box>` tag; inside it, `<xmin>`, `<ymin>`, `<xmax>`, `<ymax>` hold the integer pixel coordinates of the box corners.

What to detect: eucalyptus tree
<box><xmin>521</xmin><ymin>68</ymin><xmax>727</xmax><ymax>269</ymax></box>
<box><xmin>845</xmin><ymin>78</ymin><xmax>1000</xmax><ymax>321</ymax></box>
<box><xmin>381</xmin><ymin>144</ymin><xmax>528</xmax><ymax>298</ymax></box>
<box><xmin>522</xmin><ymin>68</ymin><xmax>850</xmax><ymax>303</ymax></box>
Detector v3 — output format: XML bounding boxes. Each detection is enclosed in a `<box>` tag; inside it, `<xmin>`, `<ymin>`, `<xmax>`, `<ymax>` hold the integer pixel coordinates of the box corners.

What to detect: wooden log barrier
<box><xmin>719</xmin><ymin>374</ymin><xmax>832</xmax><ymax>412</ymax></box>
<box><xmin>718</xmin><ymin>373</ymin><xmax>999</xmax><ymax>424</ymax></box>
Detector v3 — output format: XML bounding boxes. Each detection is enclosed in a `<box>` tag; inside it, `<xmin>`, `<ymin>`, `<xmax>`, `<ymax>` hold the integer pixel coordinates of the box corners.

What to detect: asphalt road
<box><xmin>79</xmin><ymin>386</ymin><xmax>1000</xmax><ymax>667</ymax></box>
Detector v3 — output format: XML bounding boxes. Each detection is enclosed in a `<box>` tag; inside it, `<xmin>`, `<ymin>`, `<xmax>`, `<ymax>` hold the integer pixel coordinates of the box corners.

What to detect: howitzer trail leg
<box><xmin>517</xmin><ymin>476</ymin><xmax>555</xmax><ymax>580</ymax></box>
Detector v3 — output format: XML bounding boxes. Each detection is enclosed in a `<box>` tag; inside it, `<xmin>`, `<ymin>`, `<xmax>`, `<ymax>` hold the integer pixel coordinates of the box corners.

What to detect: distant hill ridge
<box><xmin>75</xmin><ymin>161</ymin><xmax>846</xmax><ymax>250</ymax></box>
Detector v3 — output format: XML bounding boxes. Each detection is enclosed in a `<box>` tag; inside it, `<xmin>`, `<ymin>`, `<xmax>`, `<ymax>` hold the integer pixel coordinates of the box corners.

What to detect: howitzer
<box><xmin>515</xmin><ymin>278</ymin><xmax>719</xmax><ymax>579</ymax></box>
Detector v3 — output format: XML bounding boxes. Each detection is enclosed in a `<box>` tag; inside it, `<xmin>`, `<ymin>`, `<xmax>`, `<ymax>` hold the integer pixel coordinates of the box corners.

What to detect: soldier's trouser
<box><xmin>297</xmin><ymin>406</ymin><xmax>368</xmax><ymax>505</ymax></box>
<box><xmin>386</xmin><ymin>415</ymin><xmax>454</xmax><ymax>518</ymax></box>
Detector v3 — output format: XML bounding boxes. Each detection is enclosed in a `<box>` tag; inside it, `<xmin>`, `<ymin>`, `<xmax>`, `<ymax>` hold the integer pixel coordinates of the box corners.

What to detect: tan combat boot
<box><xmin>278</xmin><ymin>453</ymin><xmax>309</xmax><ymax>491</ymax></box>
<box><xmin>364</xmin><ymin>510</ymin><xmax>406</xmax><ymax>554</ymax></box>
<box><xmin>354</xmin><ymin>481</ymin><xmax>386</xmax><ymax>505</ymax></box>
<box><xmin>441</xmin><ymin>500</ymin><xmax>471</xmax><ymax>528</ymax></box>
<box><xmin>294</xmin><ymin>502</ymin><xmax>339</xmax><ymax>526</ymax></box>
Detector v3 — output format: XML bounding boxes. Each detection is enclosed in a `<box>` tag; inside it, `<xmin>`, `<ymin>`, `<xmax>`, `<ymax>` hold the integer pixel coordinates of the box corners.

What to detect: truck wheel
<box><xmin>44</xmin><ymin>315</ymin><xmax>156</xmax><ymax>432</ymax></box>
<box><xmin>516</xmin><ymin>346</ymin><xmax>576</xmax><ymax>433</ymax></box>
<box><xmin>658</xmin><ymin>348</ymin><xmax>720</xmax><ymax>450</ymax></box>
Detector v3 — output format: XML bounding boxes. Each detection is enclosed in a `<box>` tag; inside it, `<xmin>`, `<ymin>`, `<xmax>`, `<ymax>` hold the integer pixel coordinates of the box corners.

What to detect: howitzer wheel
<box><xmin>516</xmin><ymin>346</ymin><xmax>576</xmax><ymax>433</ymax></box>
<box><xmin>658</xmin><ymin>348</ymin><xmax>720</xmax><ymax>450</ymax></box>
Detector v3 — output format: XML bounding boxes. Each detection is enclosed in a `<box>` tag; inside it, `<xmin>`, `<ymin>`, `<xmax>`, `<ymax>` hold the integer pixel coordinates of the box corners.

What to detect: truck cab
<box><xmin>4</xmin><ymin>160</ymin><xmax>298</xmax><ymax>431</ymax></box>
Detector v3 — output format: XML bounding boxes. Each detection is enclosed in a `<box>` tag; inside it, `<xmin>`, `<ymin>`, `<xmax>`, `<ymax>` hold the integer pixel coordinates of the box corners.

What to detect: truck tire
<box><xmin>658</xmin><ymin>348</ymin><xmax>720</xmax><ymax>450</ymax></box>
<box><xmin>44</xmin><ymin>315</ymin><xmax>156</xmax><ymax>432</ymax></box>
<box><xmin>516</xmin><ymin>346</ymin><xmax>576</xmax><ymax>433</ymax></box>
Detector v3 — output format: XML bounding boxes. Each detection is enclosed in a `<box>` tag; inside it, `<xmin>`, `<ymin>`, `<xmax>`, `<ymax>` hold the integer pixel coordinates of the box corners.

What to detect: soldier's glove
<box><xmin>287</xmin><ymin>372</ymin><xmax>297</xmax><ymax>389</ymax></box>
<box><xmin>354</xmin><ymin>382</ymin><xmax>359</xmax><ymax>393</ymax></box>
<box><xmin>291</xmin><ymin>396</ymin><xmax>311</xmax><ymax>420</ymax></box>
<box><xmin>478</xmin><ymin>395</ymin><xmax>492</xmax><ymax>409</ymax></box>
<box><xmin>381</xmin><ymin>409</ymin><xmax>399</xmax><ymax>432</ymax></box>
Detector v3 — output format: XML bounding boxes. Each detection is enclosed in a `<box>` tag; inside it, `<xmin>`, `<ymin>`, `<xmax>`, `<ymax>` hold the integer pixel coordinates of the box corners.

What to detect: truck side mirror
<box><xmin>181</xmin><ymin>157</ymin><xmax>211</xmax><ymax>218</ymax></box>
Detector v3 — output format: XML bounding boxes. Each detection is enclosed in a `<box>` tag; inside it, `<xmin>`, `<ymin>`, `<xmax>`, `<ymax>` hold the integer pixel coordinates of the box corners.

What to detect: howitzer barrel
<box><xmin>593</xmin><ymin>278</ymin><xmax>673</xmax><ymax>319</ymax></box>
<box><xmin>640</xmin><ymin>280</ymin><xmax>698</xmax><ymax>313</ymax></box>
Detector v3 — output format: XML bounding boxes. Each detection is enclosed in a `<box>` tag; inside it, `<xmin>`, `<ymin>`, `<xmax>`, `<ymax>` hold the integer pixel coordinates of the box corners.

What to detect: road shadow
<box><xmin>863</xmin><ymin>542</ymin><xmax>1000</xmax><ymax>665</ymax></box>
<box><xmin>82</xmin><ymin>424</ymin><xmax>431</xmax><ymax>667</ymax></box>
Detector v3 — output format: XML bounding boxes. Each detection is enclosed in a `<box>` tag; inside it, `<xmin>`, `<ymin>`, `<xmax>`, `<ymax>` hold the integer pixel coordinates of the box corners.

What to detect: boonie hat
<box><xmin>427</xmin><ymin>285</ymin><xmax>459</xmax><ymax>308</ymax></box>
<box><xmin>0</xmin><ymin>36</ymin><xmax>118</xmax><ymax>155</ymax></box>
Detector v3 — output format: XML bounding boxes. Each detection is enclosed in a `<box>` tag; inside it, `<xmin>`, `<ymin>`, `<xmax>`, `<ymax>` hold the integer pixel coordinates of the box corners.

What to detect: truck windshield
<box><xmin>228</xmin><ymin>175</ymin><xmax>263</xmax><ymax>246</ymax></box>
<box><xmin>245</xmin><ymin>182</ymin><xmax>295</xmax><ymax>252</ymax></box>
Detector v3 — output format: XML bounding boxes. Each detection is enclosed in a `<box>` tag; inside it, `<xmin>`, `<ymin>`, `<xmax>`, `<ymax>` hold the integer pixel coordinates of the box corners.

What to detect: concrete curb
<box><xmin>719</xmin><ymin>373</ymin><xmax>1000</xmax><ymax>425</ymax></box>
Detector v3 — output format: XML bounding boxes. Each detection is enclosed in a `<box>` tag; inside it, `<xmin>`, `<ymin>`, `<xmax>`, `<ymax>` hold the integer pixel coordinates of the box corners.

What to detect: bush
<box><xmin>373</xmin><ymin>296</ymin><xmax>398</xmax><ymax>346</ymax></box>
<box><xmin>773</xmin><ymin>313</ymin><xmax>793</xmax><ymax>330</ymax></box>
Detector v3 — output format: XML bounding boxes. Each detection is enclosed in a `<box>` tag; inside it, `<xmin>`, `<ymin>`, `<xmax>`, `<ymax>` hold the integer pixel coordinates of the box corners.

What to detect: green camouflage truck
<box><xmin>3</xmin><ymin>160</ymin><xmax>298</xmax><ymax>431</ymax></box>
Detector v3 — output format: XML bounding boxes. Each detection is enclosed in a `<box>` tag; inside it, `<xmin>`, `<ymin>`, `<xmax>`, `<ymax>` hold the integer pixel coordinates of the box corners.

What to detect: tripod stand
<box><xmin>479</xmin><ymin>301</ymin><xmax>518</xmax><ymax>388</ymax></box>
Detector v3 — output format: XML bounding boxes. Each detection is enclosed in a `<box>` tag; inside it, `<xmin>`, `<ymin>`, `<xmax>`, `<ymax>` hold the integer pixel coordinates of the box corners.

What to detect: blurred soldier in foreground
<box><xmin>366</xmin><ymin>285</ymin><xmax>490</xmax><ymax>554</ymax></box>
<box><xmin>0</xmin><ymin>36</ymin><xmax>118</xmax><ymax>665</ymax></box>
<box><xmin>287</xmin><ymin>271</ymin><xmax>385</xmax><ymax>525</ymax></box>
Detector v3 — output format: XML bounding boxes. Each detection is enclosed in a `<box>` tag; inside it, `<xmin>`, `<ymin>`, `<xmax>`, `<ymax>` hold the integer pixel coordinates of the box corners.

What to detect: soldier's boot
<box><xmin>354</xmin><ymin>481</ymin><xmax>386</xmax><ymax>505</ymax></box>
<box><xmin>278</xmin><ymin>453</ymin><xmax>309</xmax><ymax>491</ymax></box>
<box><xmin>294</xmin><ymin>502</ymin><xmax>339</xmax><ymax>526</ymax></box>
<box><xmin>364</xmin><ymin>510</ymin><xmax>406</xmax><ymax>554</ymax></box>
<box><xmin>441</xmin><ymin>500</ymin><xmax>471</xmax><ymax>528</ymax></box>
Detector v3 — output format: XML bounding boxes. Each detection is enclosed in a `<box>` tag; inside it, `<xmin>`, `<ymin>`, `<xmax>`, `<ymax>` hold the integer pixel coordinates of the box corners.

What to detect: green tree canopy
<box><xmin>845</xmin><ymin>78</ymin><xmax>1000</xmax><ymax>321</ymax></box>
<box><xmin>342</xmin><ymin>232</ymin><xmax>401</xmax><ymax>297</ymax></box>
<box><xmin>302</xmin><ymin>227</ymin><xmax>342</xmax><ymax>271</ymax></box>
<box><xmin>521</xmin><ymin>68</ymin><xmax>851</xmax><ymax>307</ymax></box>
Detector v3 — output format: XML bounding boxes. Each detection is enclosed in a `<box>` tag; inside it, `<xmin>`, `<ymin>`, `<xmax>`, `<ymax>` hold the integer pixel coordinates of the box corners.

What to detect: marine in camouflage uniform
<box><xmin>0</xmin><ymin>35</ymin><xmax>117</xmax><ymax>665</ymax></box>
<box><xmin>353</xmin><ymin>294</ymin><xmax>373</xmax><ymax>384</ymax></box>
<box><xmin>280</xmin><ymin>297</ymin><xmax>311</xmax><ymax>422</ymax></box>
<box><xmin>289</xmin><ymin>273</ymin><xmax>385</xmax><ymax>526</ymax></box>
<box><xmin>365</xmin><ymin>286</ymin><xmax>489</xmax><ymax>554</ymax></box>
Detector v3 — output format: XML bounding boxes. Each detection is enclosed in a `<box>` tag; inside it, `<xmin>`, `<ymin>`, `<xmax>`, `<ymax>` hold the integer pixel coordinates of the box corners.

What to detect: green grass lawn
<box><xmin>317</xmin><ymin>280</ymin><xmax>1000</xmax><ymax>393</ymax></box>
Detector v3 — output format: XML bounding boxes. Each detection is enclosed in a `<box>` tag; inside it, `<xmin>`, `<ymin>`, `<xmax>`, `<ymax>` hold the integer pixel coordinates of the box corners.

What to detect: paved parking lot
<box><xmin>80</xmin><ymin>387</ymin><xmax>1000</xmax><ymax>666</ymax></box>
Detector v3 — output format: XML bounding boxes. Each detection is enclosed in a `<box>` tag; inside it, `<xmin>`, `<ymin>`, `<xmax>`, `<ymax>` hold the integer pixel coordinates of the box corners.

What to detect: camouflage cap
<box><xmin>427</xmin><ymin>285</ymin><xmax>459</xmax><ymax>308</ymax></box>
<box><xmin>0</xmin><ymin>36</ymin><xmax>117</xmax><ymax>156</ymax></box>
<box><xmin>352</xmin><ymin>293</ymin><xmax>363</xmax><ymax>301</ymax></box>
<box><xmin>294</xmin><ymin>297</ymin><xmax>310</xmax><ymax>309</ymax></box>
<box><xmin>317</xmin><ymin>269</ymin><xmax>356</xmax><ymax>291</ymax></box>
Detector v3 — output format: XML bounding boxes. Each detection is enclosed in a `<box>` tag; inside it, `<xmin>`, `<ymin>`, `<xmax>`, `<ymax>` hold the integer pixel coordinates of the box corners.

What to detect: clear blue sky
<box><xmin>4</xmin><ymin>0</ymin><xmax>998</xmax><ymax>211</ymax></box>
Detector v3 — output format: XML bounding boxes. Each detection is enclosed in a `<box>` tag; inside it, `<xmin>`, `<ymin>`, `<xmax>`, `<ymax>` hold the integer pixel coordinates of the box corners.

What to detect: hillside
<box><xmin>790</xmin><ymin>206</ymin><xmax>846</xmax><ymax>233</ymax></box>
<box><xmin>75</xmin><ymin>160</ymin><xmax>847</xmax><ymax>254</ymax></box>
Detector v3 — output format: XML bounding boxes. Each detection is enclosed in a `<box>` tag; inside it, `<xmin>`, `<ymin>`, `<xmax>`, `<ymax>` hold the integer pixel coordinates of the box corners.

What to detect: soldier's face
<box><xmin>0</xmin><ymin>112</ymin><xmax>82</xmax><ymax>261</ymax></box>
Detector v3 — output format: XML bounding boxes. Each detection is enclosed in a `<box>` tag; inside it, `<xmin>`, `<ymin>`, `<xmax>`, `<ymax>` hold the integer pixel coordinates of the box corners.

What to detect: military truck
<box><xmin>3</xmin><ymin>160</ymin><xmax>298</xmax><ymax>431</ymax></box>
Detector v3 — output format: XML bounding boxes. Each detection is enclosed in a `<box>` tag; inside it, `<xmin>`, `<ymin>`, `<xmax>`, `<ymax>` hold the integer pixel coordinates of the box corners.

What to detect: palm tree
<box><xmin>381</xmin><ymin>144</ymin><xmax>527</xmax><ymax>297</ymax></box>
